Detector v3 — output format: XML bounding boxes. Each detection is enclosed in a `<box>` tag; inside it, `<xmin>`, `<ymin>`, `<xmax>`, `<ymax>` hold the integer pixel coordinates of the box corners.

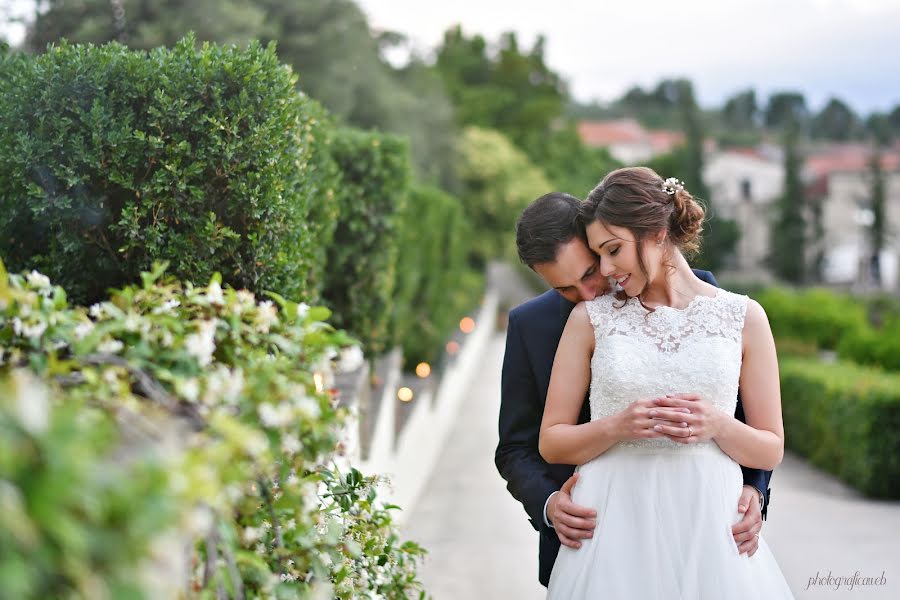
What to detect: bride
<box><xmin>540</xmin><ymin>167</ymin><xmax>794</xmax><ymax>598</ymax></box>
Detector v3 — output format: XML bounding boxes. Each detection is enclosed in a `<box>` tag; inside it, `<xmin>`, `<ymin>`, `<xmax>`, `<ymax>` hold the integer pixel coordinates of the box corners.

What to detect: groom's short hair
<box><xmin>516</xmin><ymin>192</ymin><xmax>587</xmax><ymax>268</ymax></box>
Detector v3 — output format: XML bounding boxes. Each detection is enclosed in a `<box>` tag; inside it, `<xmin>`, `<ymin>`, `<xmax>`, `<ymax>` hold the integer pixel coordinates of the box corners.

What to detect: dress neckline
<box><xmin>632</xmin><ymin>289</ymin><xmax>720</xmax><ymax>314</ymax></box>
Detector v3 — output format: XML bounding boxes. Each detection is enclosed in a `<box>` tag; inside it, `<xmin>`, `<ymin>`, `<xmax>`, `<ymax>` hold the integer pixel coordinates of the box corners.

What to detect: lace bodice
<box><xmin>584</xmin><ymin>289</ymin><xmax>748</xmax><ymax>451</ymax></box>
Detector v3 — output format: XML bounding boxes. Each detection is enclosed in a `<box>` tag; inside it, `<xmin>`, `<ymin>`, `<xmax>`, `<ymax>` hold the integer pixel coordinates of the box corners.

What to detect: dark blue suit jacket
<box><xmin>495</xmin><ymin>270</ymin><xmax>773</xmax><ymax>587</ymax></box>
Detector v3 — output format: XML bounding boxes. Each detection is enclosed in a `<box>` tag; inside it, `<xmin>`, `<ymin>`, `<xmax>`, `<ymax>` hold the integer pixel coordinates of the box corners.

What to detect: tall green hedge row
<box><xmin>0</xmin><ymin>37</ymin><xmax>341</xmax><ymax>305</ymax></box>
<box><xmin>0</xmin><ymin>38</ymin><xmax>480</xmax><ymax>360</ymax></box>
<box><xmin>322</xmin><ymin>129</ymin><xmax>409</xmax><ymax>356</ymax></box>
<box><xmin>392</xmin><ymin>184</ymin><xmax>483</xmax><ymax>365</ymax></box>
<box><xmin>755</xmin><ymin>287</ymin><xmax>868</xmax><ymax>351</ymax></box>
<box><xmin>780</xmin><ymin>356</ymin><xmax>900</xmax><ymax>498</ymax></box>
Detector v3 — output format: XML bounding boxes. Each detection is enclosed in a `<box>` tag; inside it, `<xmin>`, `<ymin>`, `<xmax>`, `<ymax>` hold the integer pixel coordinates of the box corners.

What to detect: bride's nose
<box><xmin>599</xmin><ymin>259</ymin><xmax>615</xmax><ymax>277</ymax></box>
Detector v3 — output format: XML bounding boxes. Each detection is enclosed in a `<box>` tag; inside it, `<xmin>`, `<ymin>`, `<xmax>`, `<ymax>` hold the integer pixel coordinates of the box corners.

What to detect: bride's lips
<box><xmin>614</xmin><ymin>274</ymin><xmax>631</xmax><ymax>288</ymax></box>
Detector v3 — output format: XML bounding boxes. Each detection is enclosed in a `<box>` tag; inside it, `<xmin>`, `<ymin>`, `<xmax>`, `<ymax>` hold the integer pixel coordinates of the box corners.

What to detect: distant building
<box><xmin>704</xmin><ymin>142</ymin><xmax>900</xmax><ymax>290</ymax></box>
<box><xmin>805</xmin><ymin>145</ymin><xmax>900</xmax><ymax>290</ymax></box>
<box><xmin>704</xmin><ymin>147</ymin><xmax>784</xmax><ymax>281</ymax></box>
<box><xmin>577</xmin><ymin>118</ymin><xmax>684</xmax><ymax>164</ymax></box>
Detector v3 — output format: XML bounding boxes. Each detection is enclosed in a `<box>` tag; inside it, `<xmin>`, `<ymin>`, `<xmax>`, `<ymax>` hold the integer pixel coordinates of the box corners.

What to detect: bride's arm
<box><xmin>712</xmin><ymin>299</ymin><xmax>785</xmax><ymax>470</ymax></box>
<box><xmin>540</xmin><ymin>304</ymin><xmax>634</xmax><ymax>465</ymax></box>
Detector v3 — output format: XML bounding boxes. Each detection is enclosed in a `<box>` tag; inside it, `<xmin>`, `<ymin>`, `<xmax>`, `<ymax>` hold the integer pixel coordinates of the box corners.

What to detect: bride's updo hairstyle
<box><xmin>579</xmin><ymin>166</ymin><xmax>705</xmax><ymax>282</ymax></box>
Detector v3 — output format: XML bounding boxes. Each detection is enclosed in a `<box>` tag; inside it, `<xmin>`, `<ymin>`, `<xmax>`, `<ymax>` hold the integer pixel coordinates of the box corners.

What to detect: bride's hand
<box><xmin>613</xmin><ymin>397</ymin><xmax>687</xmax><ymax>442</ymax></box>
<box><xmin>649</xmin><ymin>393</ymin><xmax>724</xmax><ymax>443</ymax></box>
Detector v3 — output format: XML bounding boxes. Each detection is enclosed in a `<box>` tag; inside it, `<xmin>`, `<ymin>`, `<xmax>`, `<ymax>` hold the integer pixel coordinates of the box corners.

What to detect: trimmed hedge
<box><xmin>838</xmin><ymin>317</ymin><xmax>900</xmax><ymax>371</ymax></box>
<box><xmin>323</xmin><ymin>129</ymin><xmax>410</xmax><ymax>356</ymax></box>
<box><xmin>755</xmin><ymin>287</ymin><xmax>867</xmax><ymax>350</ymax></box>
<box><xmin>0</xmin><ymin>37</ymin><xmax>340</xmax><ymax>305</ymax></box>
<box><xmin>780</xmin><ymin>356</ymin><xmax>900</xmax><ymax>498</ymax></box>
<box><xmin>392</xmin><ymin>184</ymin><xmax>482</xmax><ymax>366</ymax></box>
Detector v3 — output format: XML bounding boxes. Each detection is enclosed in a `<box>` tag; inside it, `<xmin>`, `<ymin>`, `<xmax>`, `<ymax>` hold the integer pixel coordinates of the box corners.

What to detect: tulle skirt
<box><xmin>547</xmin><ymin>444</ymin><xmax>794</xmax><ymax>599</ymax></box>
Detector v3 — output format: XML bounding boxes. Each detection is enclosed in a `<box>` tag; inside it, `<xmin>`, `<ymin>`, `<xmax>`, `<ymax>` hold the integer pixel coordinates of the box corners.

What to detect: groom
<box><xmin>495</xmin><ymin>192</ymin><xmax>773</xmax><ymax>587</ymax></box>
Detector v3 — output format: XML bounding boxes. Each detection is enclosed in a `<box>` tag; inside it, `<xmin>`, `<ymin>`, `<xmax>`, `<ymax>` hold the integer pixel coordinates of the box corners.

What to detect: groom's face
<box><xmin>533</xmin><ymin>238</ymin><xmax>611</xmax><ymax>303</ymax></box>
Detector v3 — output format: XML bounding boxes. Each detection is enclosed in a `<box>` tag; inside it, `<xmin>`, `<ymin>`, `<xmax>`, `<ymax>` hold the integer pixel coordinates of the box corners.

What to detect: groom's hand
<box><xmin>548</xmin><ymin>473</ymin><xmax>597</xmax><ymax>549</ymax></box>
<box><xmin>732</xmin><ymin>485</ymin><xmax>763</xmax><ymax>556</ymax></box>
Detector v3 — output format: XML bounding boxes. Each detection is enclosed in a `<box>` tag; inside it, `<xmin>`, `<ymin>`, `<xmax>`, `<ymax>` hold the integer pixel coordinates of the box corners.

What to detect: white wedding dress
<box><xmin>547</xmin><ymin>290</ymin><xmax>794</xmax><ymax>599</ymax></box>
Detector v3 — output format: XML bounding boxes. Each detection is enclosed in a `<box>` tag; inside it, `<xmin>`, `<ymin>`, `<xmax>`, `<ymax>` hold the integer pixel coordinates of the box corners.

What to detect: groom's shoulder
<box><xmin>509</xmin><ymin>289</ymin><xmax>561</xmax><ymax>322</ymax></box>
<box><xmin>691</xmin><ymin>268</ymin><xmax>718</xmax><ymax>287</ymax></box>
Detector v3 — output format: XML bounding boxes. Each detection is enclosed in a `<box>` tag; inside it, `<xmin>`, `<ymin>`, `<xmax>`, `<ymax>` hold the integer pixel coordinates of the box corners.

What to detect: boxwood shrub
<box><xmin>322</xmin><ymin>128</ymin><xmax>410</xmax><ymax>356</ymax></box>
<box><xmin>780</xmin><ymin>356</ymin><xmax>900</xmax><ymax>498</ymax></box>
<box><xmin>0</xmin><ymin>36</ymin><xmax>340</xmax><ymax>305</ymax></box>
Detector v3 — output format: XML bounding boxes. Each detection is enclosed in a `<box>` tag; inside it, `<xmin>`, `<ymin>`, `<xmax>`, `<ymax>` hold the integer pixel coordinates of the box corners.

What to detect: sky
<box><xmin>2</xmin><ymin>0</ymin><xmax>898</xmax><ymax>114</ymax></box>
<box><xmin>355</xmin><ymin>0</ymin><xmax>900</xmax><ymax>115</ymax></box>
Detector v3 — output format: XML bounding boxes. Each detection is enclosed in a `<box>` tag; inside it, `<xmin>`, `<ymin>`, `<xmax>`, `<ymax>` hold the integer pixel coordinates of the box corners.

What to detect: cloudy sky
<box><xmin>3</xmin><ymin>0</ymin><xmax>898</xmax><ymax>114</ymax></box>
<box><xmin>356</xmin><ymin>0</ymin><xmax>900</xmax><ymax>114</ymax></box>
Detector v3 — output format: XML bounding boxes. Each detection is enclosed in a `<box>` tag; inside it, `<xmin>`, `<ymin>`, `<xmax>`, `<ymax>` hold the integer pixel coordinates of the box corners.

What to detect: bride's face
<box><xmin>585</xmin><ymin>220</ymin><xmax>665</xmax><ymax>297</ymax></box>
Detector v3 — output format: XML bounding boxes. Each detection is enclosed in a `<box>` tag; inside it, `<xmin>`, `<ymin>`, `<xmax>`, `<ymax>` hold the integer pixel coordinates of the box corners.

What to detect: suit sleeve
<box><xmin>495</xmin><ymin>310</ymin><xmax>560</xmax><ymax>532</ymax></box>
<box><xmin>699</xmin><ymin>268</ymin><xmax>773</xmax><ymax>517</ymax></box>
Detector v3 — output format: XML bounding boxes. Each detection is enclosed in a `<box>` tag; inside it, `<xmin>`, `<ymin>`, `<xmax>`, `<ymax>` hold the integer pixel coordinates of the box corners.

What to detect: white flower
<box><xmin>207</xmin><ymin>280</ymin><xmax>225</xmax><ymax>306</ymax></box>
<box><xmin>285</xmin><ymin>519</ymin><xmax>296</xmax><ymax>531</ymax></box>
<box><xmin>21</xmin><ymin>321</ymin><xmax>47</xmax><ymax>341</ymax></box>
<box><xmin>297</xmin><ymin>302</ymin><xmax>310</xmax><ymax>319</ymax></box>
<box><xmin>203</xmin><ymin>366</ymin><xmax>244</xmax><ymax>405</ymax></box>
<box><xmin>97</xmin><ymin>339</ymin><xmax>124</xmax><ymax>354</ymax></box>
<box><xmin>159</xmin><ymin>330</ymin><xmax>174</xmax><ymax>348</ymax></box>
<box><xmin>124</xmin><ymin>313</ymin><xmax>141</xmax><ymax>332</ymax></box>
<box><xmin>294</xmin><ymin>394</ymin><xmax>321</xmax><ymax>419</ymax></box>
<box><xmin>337</xmin><ymin>345</ymin><xmax>364</xmax><ymax>373</ymax></box>
<box><xmin>184</xmin><ymin>319</ymin><xmax>217</xmax><ymax>366</ymax></box>
<box><xmin>281</xmin><ymin>433</ymin><xmax>302</xmax><ymax>455</ymax></box>
<box><xmin>662</xmin><ymin>177</ymin><xmax>685</xmax><ymax>195</ymax></box>
<box><xmin>255</xmin><ymin>301</ymin><xmax>279</xmax><ymax>333</ymax></box>
<box><xmin>243</xmin><ymin>526</ymin><xmax>261</xmax><ymax>544</ymax></box>
<box><xmin>258</xmin><ymin>401</ymin><xmax>294</xmax><ymax>428</ymax></box>
<box><xmin>25</xmin><ymin>270</ymin><xmax>50</xmax><ymax>289</ymax></box>
<box><xmin>103</xmin><ymin>369</ymin><xmax>120</xmax><ymax>386</ymax></box>
<box><xmin>280</xmin><ymin>573</ymin><xmax>298</xmax><ymax>582</ymax></box>
<box><xmin>185</xmin><ymin>506</ymin><xmax>213</xmax><ymax>537</ymax></box>
<box><xmin>73</xmin><ymin>321</ymin><xmax>94</xmax><ymax>340</ymax></box>
<box><xmin>261</xmin><ymin>520</ymin><xmax>272</xmax><ymax>531</ymax></box>
<box><xmin>12</xmin><ymin>370</ymin><xmax>49</xmax><ymax>434</ymax></box>
<box><xmin>244</xmin><ymin>432</ymin><xmax>269</xmax><ymax>457</ymax></box>
<box><xmin>11</xmin><ymin>318</ymin><xmax>23</xmax><ymax>336</ymax></box>
<box><xmin>89</xmin><ymin>303</ymin><xmax>104</xmax><ymax>318</ymax></box>
<box><xmin>153</xmin><ymin>299</ymin><xmax>181</xmax><ymax>315</ymax></box>
<box><xmin>177</xmin><ymin>378</ymin><xmax>200</xmax><ymax>402</ymax></box>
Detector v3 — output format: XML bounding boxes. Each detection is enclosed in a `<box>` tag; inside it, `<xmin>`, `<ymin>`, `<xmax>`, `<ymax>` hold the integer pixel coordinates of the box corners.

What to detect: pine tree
<box><xmin>771</xmin><ymin>119</ymin><xmax>807</xmax><ymax>283</ymax></box>
<box><xmin>869</xmin><ymin>147</ymin><xmax>886</xmax><ymax>285</ymax></box>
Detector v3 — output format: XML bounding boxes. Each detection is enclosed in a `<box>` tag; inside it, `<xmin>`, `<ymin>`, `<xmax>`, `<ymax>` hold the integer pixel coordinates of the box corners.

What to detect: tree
<box><xmin>456</xmin><ymin>126</ymin><xmax>551</xmax><ymax>267</ymax></box>
<box><xmin>770</xmin><ymin>118</ymin><xmax>807</xmax><ymax>283</ymax></box>
<box><xmin>764</xmin><ymin>92</ymin><xmax>809</xmax><ymax>130</ymax></box>
<box><xmin>434</xmin><ymin>26</ymin><xmax>566</xmax><ymax>157</ymax></box>
<box><xmin>869</xmin><ymin>147</ymin><xmax>886</xmax><ymax>286</ymax></box>
<box><xmin>26</xmin><ymin>0</ymin><xmax>267</xmax><ymax>50</ymax></box>
<box><xmin>888</xmin><ymin>104</ymin><xmax>900</xmax><ymax>137</ymax></box>
<box><xmin>812</xmin><ymin>97</ymin><xmax>860</xmax><ymax>141</ymax></box>
<box><xmin>866</xmin><ymin>112</ymin><xmax>893</xmax><ymax>146</ymax></box>
<box><xmin>722</xmin><ymin>89</ymin><xmax>760</xmax><ymax>130</ymax></box>
<box><xmin>22</xmin><ymin>0</ymin><xmax>460</xmax><ymax>188</ymax></box>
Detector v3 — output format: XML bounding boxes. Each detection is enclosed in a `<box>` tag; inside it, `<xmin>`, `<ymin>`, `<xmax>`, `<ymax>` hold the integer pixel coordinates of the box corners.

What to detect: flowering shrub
<box><xmin>0</xmin><ymin>259</ymin><xmax>427</xmax><ymax>599</ymax></box>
